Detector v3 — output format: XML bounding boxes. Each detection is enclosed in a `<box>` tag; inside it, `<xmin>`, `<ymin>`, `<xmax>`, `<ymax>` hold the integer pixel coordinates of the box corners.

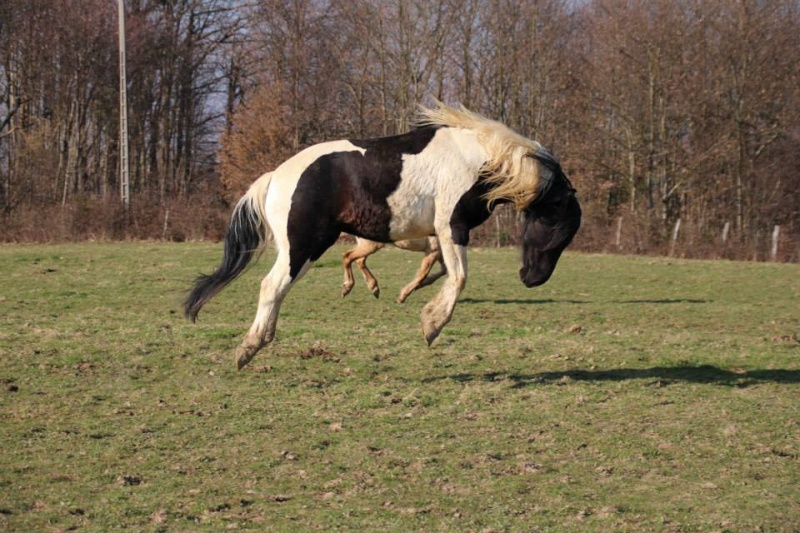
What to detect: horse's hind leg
<box><xmin>235</xmin><ymin>249</ymin><xmax>309</xmax><ymax>369</ymax></box>
<box><xmin>355</xmin><ymin>256</ymin><xmax>381</xmax><ymax>298</ymax></box>
<box><xmin>341</xmin><ymin>243</ymin><xmax>358</xmax><ymax>297</ymax></box>
<box><xmin>342</xmin><ymin>238</ymin><xmax>383</xmax><ymax>298</ymax></box>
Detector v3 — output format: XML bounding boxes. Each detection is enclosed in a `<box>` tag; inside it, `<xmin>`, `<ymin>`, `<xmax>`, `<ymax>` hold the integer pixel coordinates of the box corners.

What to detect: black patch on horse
<box><xmin>449</xmin><ymin>176</ymin><xmax>497</xmax><ymax>246</ymax></box>
<box><xmin>286</xmin><ymin>126</ymin><xmax>440</xmax><ymax>279</ymax></box>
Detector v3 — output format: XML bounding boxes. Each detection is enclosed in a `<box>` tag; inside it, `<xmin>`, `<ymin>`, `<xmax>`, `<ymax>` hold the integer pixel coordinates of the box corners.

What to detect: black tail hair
<box><xmin>184</xmin><ymin>200</ymin><xmax>265</xmax><ymax>322</ymax></box>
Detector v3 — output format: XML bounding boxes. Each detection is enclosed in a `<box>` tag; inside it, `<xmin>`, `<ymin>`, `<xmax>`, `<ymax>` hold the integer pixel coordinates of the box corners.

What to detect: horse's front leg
<box><xmin>417</xmin><ymin>255</ymin><xmax>447</xmax><ymax>289</ymax></box>
<box><xmin>420</xmin><ymin>236</ymin><xmax>467</xmax><ymax>345</ymax></box>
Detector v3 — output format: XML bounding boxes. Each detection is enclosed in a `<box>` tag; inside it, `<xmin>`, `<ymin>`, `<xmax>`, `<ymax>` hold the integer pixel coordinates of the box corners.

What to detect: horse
<box><xmin>341</xmin><ymin>236</ymin><xmax>445</xmax><ymax>303</ymax></box>
<box><xmin>184</xmin><ymin>102</ymin><xmax>581</xmax><ymax>369</ymax></box>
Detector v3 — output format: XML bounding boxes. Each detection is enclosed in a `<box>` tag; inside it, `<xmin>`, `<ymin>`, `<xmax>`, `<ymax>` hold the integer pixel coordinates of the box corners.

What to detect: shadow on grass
<box><xmin>424</xmin><ymin>365</ymin><xmax>800</xmax><ymax>388</ymax></box>
<box><xmin>613</xmin><ymin>298</ymin><xmax>709</xmax><ymax>304</ymax></box>
<box><xmin>459</xmin><ymin>298</ymin><xmax>589</xmax><ymax>305</ymax></box>
<box><xmin>458</xmin><ymin>298</ymin><xmax>708</xmax><ymax>305</ymax></box>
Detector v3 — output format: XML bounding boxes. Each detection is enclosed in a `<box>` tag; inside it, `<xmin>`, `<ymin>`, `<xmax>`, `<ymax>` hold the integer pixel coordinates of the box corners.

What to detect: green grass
<box><xmin>1</xmin><ymin>242</ymin><xmax>798</xmax><ymax>532</ymax></box>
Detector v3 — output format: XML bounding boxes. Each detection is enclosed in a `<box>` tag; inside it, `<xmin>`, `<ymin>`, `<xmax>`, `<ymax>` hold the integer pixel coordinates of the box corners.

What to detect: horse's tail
<box><xmin>184</xmin><ymin>171</ymin><xmax>274</xmax><ymax>322</ymax></box>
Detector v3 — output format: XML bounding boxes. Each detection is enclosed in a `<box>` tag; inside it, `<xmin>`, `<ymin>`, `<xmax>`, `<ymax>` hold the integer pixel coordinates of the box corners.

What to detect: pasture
<box><xmin>1</xmin><ymin>242</ymin><xmax>798</xmax><ymax>532</ymax></box>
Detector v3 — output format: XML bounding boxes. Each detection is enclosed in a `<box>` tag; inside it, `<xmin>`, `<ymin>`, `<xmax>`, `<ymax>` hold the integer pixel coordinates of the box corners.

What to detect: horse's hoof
<box><xmin>342</xmin><ymin>284</ymin><xmax>353</xmax><ymax>298</ymax></box>
<box><xmin>366</xmin><ymin>283</ymin><xmax>380</xmax><ymax>298</ymax></box>
<box><xmin>422</xmin><ymin>322</ymin><xmax>441</xmax><ymax>346</ymax></box>
<box><xmin>235</xmin><ymin>343</ymin><xmax>260</xmax><ymax>370</ymax></box>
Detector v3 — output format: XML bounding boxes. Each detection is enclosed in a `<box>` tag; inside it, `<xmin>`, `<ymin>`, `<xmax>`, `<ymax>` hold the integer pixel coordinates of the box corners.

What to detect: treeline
<box><xmin>1</xmin><ymin>0</ymin><xmax>799</xmax><ymax>261</ymax></box>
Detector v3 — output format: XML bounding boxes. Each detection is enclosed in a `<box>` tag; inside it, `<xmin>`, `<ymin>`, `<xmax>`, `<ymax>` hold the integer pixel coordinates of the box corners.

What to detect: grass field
<box><xmin>1</xmin><ymin>242</ymin><xmax>798</xmax><ymax>532</ymax></box>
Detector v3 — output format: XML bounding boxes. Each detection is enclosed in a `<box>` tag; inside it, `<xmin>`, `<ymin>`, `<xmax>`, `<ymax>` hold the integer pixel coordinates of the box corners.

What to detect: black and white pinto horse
<box><xmin>185</xmin><ymin>103</ymin><xmax>581</xmax><ymax>369</ymax></box>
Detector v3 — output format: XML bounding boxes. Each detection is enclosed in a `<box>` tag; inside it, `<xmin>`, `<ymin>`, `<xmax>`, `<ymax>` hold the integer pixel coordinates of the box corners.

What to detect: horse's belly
<box><xmin>387</xmin><ymin>194</ymin><xmax>435</xmax><ymax>241</ymax></box>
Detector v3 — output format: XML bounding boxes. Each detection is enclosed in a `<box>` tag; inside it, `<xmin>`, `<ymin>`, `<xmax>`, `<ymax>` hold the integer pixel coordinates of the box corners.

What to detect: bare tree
<box><xmin>1</xmin><ymin>0</ymin><xmax>798</xmax><ymax>257</ymax></box>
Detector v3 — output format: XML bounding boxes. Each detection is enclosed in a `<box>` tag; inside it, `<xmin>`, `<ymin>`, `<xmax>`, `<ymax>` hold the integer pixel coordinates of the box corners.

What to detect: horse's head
<box><xmin>519</xmin><ymin>155</ymin><xmax>581</xmax><ymax>288</ymax></box>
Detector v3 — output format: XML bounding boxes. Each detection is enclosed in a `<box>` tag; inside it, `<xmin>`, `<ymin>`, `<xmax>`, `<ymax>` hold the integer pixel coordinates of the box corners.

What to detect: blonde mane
<box><xmin>417</xmin><ymin>102</ymin><xmax>549</xmax><ymax>210</ymax></box>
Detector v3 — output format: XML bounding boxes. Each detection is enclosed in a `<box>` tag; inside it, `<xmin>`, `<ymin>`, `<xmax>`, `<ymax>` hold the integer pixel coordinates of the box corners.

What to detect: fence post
<box><xmin>670</xmin><ymin>218</ymin><xmax>681</xmax><ymax>256</ymax></box>
<box><xmin>721</xmin><ymin>221</ymin><xmax>730</xmax><ymax>243</ymax></box>
<box><xmin>771</xmin><ymin>225</ymin><xmax>780</xmax><ymax>262</ymax></box>
<box><xmin>494</xmin><ymin>208</ymin><xmax>502</xmax><ymax>247</ymax></box>
<box><xmin>615</xmin><ymin>217</ymin><xmax>623</xmax><ymax>250</ymax></box>
<box><xmin>162</xmin><ymin>208</ymin><xmax>170</xmax><ymax>240</ymax></box>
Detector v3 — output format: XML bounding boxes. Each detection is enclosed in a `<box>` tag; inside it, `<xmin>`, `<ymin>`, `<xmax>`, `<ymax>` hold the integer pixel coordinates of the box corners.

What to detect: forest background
<box><xmin>1</xmin><ymin>0</ymin><xmax>798</xmax><ymax>261</ymax></box>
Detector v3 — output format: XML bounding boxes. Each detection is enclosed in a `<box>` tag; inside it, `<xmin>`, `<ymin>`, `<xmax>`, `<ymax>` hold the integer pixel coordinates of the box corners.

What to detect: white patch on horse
<box><xmin>418</xmin><ymin>103</ymin><xmax>548</xmax><ymax>209</ymax></box>
<box><xmin>387</xmin><ymin>128</ymin><xmax>486</xmax><ymax>240</ymax></box>
<box><xmin>273</xmin><ymin>139</ymin><xmax>365</xmax><ymax>192</ymax></box>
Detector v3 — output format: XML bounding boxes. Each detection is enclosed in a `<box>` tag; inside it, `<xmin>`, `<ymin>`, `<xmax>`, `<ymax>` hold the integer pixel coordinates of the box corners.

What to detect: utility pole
<box><xmin>118</xmin><ymin>0</ymin><xmax>130</xmax><ymax>210</ymax></box>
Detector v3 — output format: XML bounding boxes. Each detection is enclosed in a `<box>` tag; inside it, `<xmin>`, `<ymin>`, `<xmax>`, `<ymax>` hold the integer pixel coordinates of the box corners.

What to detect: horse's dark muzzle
<box><xmin>520</xmin><ymin>267</ymin><xmax>551</xmax><ymax>288</ymax></box>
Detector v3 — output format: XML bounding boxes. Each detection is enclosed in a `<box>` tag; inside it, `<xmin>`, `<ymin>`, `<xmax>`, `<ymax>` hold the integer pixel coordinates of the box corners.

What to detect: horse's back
<box><xmin>264</xmin><ymin>126</ymin><xmax>487</xmax><ymax>244</ymax></box>
<box><xmin>272</xmin><ymin>140</ymin><xmax>365</xmax><ymax>186</ymax></box>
